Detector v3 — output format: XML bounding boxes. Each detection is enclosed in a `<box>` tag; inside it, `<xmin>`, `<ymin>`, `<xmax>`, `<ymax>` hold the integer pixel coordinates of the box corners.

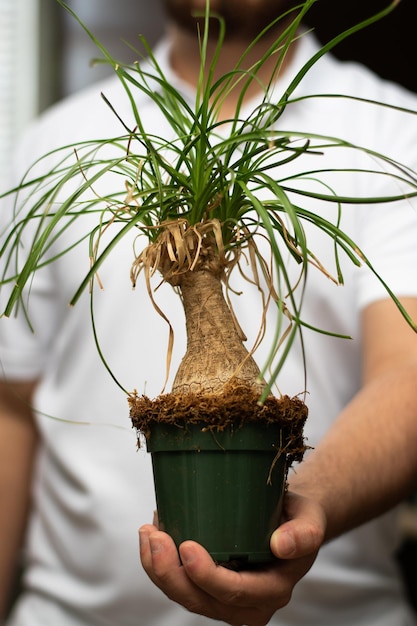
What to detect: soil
<box><xmin>129</xmin><ymin>382</ymin><xmax>308</xmax><ymax>466</ymax></box>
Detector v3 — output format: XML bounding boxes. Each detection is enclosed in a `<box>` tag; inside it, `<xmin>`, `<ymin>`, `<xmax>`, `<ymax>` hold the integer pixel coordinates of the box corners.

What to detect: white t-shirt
<box><xmin>2</xmin><ymin>32</ymin><xmax>417</xmax><ymax>626</ymax></box>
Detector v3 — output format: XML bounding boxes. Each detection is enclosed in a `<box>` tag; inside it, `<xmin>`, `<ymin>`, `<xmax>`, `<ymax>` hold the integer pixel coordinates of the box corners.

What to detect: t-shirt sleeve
<box><xmin>355</xmin><ymin>197</ymin><xmax>417</xmax><ymax>311</ymax></box>
<box><xmin>352</xmin><ymin>79</ymin><xmax>417</xmax><ymax>311</ymax></box>
<box><xmin>0</xmin><ymin>257</ymin><xmax>60</xmax><ymax>381</ymax></box>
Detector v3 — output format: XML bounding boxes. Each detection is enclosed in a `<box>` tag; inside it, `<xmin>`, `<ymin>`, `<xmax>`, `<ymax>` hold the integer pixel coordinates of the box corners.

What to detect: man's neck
<box><xmin>168</xmin><ymin>23</ymin><xmax>297</xmax><ymax>120</ymax></box>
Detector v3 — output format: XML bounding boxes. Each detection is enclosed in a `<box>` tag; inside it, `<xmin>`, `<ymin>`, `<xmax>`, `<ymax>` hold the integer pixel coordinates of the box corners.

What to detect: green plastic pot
<box><xmin>146</xmin><ymin>421</ymin><xmax>287</xmax><ymax>566</ymax></box>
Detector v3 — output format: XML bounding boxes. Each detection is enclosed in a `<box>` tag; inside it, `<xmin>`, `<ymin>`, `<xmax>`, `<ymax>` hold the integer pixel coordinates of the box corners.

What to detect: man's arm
<box><xmin>287</xmin><ymin>296</ymin><xmax>417</xmax><ymax>542</ymax></box>
<box><xmin>139</xmin><ymin>297</ymin><xmax>417</xmax><ymax>625</ymax></box>
<box><xmin>0</xmin><ymin>379</ymin><xmax>39</xmax><ymax>620</ymax></box>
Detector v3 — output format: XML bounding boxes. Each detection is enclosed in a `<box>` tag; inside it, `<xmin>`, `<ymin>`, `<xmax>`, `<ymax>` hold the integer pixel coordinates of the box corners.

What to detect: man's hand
<box><xmin>139</xmin><ymin>492</ymin><xmax>326</xmax><ymax>625</ymax></box>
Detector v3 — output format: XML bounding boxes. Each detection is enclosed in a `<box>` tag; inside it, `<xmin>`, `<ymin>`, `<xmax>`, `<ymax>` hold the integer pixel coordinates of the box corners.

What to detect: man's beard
<box><xmin>162</xmin><ymin>0</ymin><xmax>300</xmax><ymax>41</ymax></box>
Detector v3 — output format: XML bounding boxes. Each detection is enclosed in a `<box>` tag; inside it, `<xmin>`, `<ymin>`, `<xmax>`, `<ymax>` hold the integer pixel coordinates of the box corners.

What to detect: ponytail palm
<box><xmin>1</xmin><ymin>0</ymin><xmax>416</xmax><ymax>457</ymax></box>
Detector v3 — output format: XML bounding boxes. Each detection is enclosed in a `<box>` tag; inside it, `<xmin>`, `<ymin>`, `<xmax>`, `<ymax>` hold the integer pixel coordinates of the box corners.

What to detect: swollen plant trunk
<box><xmin>172</xmin><ymin>269</ymin><xmax>263</xmax><ymax>395</ymax></box>
<box><xmin>130</xmin><ymin>260</ymin><xmax>307</xmax><ymax>454</ymax></box>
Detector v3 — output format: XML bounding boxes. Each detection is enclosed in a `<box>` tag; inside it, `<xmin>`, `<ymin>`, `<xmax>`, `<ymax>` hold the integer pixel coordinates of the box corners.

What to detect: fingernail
<box><xmin>149</xmin><ymin>536</ymin><xmax>164</xmax><ymax>555</ymax></box>
<box><xmin>180</xmin><ymin>543</ymin><xmax>196</xmax><ymax>565</ymax></box>
<box><xmin>276</xmin><ymin>531</ymin><xmax>296</xmax><ymax>557</ymax></box>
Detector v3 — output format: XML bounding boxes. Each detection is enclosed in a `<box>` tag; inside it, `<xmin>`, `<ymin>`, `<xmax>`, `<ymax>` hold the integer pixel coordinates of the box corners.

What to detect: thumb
<box><xmin>271</xmin><ymin>528</ymin><xmax>298</xmax><ymax>558</ymax></box>
<box><xmin>270</xmin><ymin>493</ymin><xmax>326</xmax><ymax>560</ymax></box>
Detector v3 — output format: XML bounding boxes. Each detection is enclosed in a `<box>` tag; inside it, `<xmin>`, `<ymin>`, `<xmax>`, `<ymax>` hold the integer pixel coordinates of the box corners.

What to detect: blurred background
<box><xmin>46</xmin><ymin>0</ymin><xmax>417</xmax><ymax>96</ymax></box>
<box><xmin>0</xmin><ymin>0</ymin><xmax>166</xmax><ymax>190</ymax></box>
<box><xmin>2</xmin><ymin>0</ymin><xmax>417</xmax><ymax>613</ymax></box>
<box><xmin>1</xmin><ymin>0</ymin><xmax>417</xmax><ymax>191</ymax></box>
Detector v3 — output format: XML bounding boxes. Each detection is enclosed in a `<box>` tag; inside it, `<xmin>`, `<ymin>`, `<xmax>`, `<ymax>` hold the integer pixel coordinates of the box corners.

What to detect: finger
<box><xmin>139</xmin><ymin>529</ymin><xmax>210</xmax><ymax>605</ymax></box>
<box><xmin>270</xmin><ymin>492</ymin><xmax>326</xmax><ymax>560</ymax></box>
<box><xmin>139</xmin><ymin>525</ymin><xmax>184</xmax><ymax>584</ymax></box>
<box><xmin>179</xmin><ymin>541</ymin><xmax>291</xmax><ymax>609</ymax></box>
<box><xmin>140</xmin><ymin>529</ymin><xmax>294</xmax><ymax>624</ymax></box>
<box><xmin>139</xmin><ymin>524</ymin><xmax>163</xmax><ymax>579</ymax></box>
<box><xmin>139</xmin><ymin>528</ymin><xmax>207</xmax><ymax>613</ymax></box>
<box><xmin>139</xmin><ymin>529</ymin><xmax>242</xmax><ymax>621</ymax></box>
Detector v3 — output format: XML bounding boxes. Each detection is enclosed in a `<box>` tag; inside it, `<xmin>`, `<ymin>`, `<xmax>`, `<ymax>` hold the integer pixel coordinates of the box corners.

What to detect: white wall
<box><xmin>0</xmin><ymin>0</ymin><xmax>41</xmax><ymax>190</ymax></box>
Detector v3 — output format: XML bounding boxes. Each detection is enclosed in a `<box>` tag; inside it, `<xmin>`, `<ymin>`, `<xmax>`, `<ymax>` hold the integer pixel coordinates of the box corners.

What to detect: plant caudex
<box><xmin>1</xmin><ymin>0</ymin><xmax>416</xmax><ymax>464</ymax></box>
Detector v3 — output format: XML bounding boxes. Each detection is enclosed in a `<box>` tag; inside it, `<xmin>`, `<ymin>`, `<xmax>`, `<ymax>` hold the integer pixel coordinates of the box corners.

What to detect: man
<box><xmin>1</xmin><ymin>1</ymin><xmax>417</xmax><ymax>625</ymax></box>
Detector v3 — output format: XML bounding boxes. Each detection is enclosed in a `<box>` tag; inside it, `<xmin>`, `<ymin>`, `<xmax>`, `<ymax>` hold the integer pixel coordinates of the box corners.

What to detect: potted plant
<box><xmin>1</xmin><ymin>0</ymin><xmax>416</xmax><ymax>566</ymax></box>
